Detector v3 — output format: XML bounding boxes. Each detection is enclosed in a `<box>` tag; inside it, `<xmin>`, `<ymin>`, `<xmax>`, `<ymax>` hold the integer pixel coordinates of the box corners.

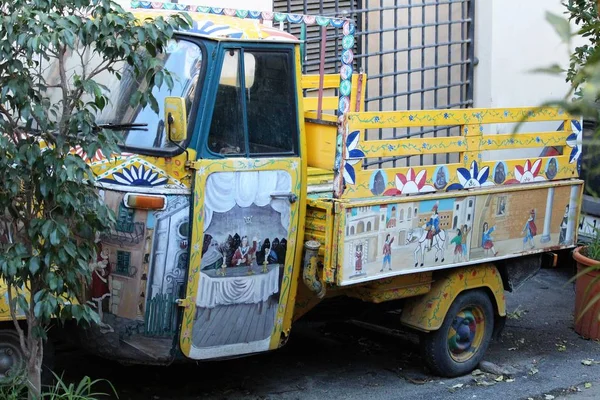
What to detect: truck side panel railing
<box><xmin>337</xmin><ymin>107</ymin><xmax>581</xmax><ymax>199</ymax></box>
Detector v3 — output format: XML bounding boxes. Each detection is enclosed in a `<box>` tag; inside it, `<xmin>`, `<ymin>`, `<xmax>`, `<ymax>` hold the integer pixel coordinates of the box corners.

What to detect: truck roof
<box><xmin>131</xmin><ymin>9</ymin><xmax>300</xmax><ymax>43</ymax></box>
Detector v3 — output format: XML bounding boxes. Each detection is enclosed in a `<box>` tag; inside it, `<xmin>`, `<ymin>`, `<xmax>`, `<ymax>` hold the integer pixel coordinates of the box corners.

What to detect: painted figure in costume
<box><xmin>482</xmin><ymin>222</ymin><xmax>498</xmax><ymax>257</ymax></box>
<box><xmin>523</xmin><ymin>209</ymin><xmax>537</xmax><ymax>250</ymax></box>
<box><xmin>231</xmin><ymin>235</ymin><xmax>258</xmax><ymax>267</ymax></box>
<box><xmin>559</xmin><ymin>204</ymin><xmax>569</xmax><ymax>245</ymax></box>
<box><xmin>200</xmin><ymin>237</ymin><xmax>224</xmax><ymax>271</ymax></box>
<box><xmin>494</xmin><ymin>163</ymin><xmax>506</xmax><ymax>184</ymax></box>
<box><xmin>425</xmin><ymin>202</ymin><xmax>440</xmax><ymax>251</ymax></box>
<box><xmin>434</xmin><ymin>168</ymin><xmax>447</xmax><ymax>189</ymax></box>
<box><xmin>354</xmin><ymin>244</ymin><xmax>363</xmax><ymax>274</ymax></box>
<box><xmin>451</xmin><ymin>229</ymin><xmax>463</xmax><ymax>262</ymax></box>
<box><xmin>380</xmin><ymin>234</ymin><xmax>394</xmax><ymax>272</ymax></box>
<box><xmin>90</xmin><ymin>242</ymin><xmax>114</xmax><ymax>333</ymax></box>
<box><xmin>461</xmin><ymin>224</ymin><xmax>472</xmax><ymax>261</ymax></box>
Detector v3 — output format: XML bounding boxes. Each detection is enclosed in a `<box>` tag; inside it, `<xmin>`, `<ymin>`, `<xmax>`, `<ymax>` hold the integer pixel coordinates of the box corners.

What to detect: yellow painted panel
<box><xmin>347</xmin><ymin>107</ymin><xmax>572</xmax><ymax>129</ymax></box>
<box><xmin>358</xmin><ymin>136</ymin><xmax>466</xmax><ymax>158</ymax></box>
<box><xmin>477</xmin><ymin>131</ymin><xmax>571</xmax><ymax>151</ymax></box>
<box><xmin>303</xmin><ymin>96</ymin><xmax>340</xmax><ymax>112</ymax></box>
<box><xmin>305</xmin><ymin>120</ymin><xmax>338</xmax><ymax>170</ymax></box>
<box><xmin>346</xmin><ymin>272</ymin><xmax>433</xmax><ymax>303</ymax></box>
<box><xmin>344</xmin><ymin>155</ymin><xmax>576</xmax><ymax>199</ymax></box>
<box><xmin>400</xmin><ymin>264</ymin><xmax>506</xmax><ymax>331</ymax></box>
<box><xmin>301</xmin><ymin>74</ymin><xmax>341</xmax><ymax>89</ymax></box>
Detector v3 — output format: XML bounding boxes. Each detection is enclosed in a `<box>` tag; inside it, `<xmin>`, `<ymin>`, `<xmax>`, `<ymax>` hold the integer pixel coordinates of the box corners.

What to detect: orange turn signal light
<box><xmin>123</xmin><ymin>193</ymin><xmax>167</xmax><ymax>210</ymax></box>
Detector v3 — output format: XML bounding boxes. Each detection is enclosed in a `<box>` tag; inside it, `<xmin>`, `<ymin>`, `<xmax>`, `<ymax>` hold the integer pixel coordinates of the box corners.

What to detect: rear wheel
<box><xmin>420</xmin><ymin>290</ymin><xmax>494</xmax><ymax>377</ymax></box>
<box><xmin>0</xmin><ymin>330</ymin><xmax>26</xmax><ymax>383</ymax></box>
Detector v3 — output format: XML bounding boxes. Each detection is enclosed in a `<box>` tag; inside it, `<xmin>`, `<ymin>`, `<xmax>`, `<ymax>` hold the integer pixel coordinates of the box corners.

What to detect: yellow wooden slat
<box><xmin>346</xmin><ymin>107</ymin><xmax>572</xmax><ymax>129</ymax></box>
<box><xmin>357</xmin><ymin>136</ymin><xmax>466</xmax><ymax>158</ymax></box>
<box><xmin>477</xmin><ymin>131</ymin><xmax>571</xmax><ymax>151</ymax></box>
<box><xmin>303</xmin><ymin>96</ymin><xmax>339</xmax><ymax>111</ymax></box>
<box><xmin>342</xmin><ymin>155</ymin><xmax>577</xmax><ymax>199</ymax></box>
<box><xmin>301</xmin><ymin>74</ymin><xmax>342</xmax><ymax>89</ymax></box>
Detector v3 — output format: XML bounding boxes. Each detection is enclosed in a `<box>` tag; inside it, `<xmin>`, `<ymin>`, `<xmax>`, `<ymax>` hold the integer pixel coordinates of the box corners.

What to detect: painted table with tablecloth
<box><xmin>197</xmin><ymin>264</ymin><xmax>279</xmax><ymax>309</ymax></box>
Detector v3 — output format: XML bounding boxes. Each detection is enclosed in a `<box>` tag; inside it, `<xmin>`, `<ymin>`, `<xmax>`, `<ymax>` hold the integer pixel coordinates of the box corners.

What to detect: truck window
<box><xmin>208</xmin><ymin>49</ymin><xmax>246</xmax><ymax>155</ymax></box>
<box><xmin>207</xmin><ymin>48</ymin><xmax>298</xmax><ymax>157</ymax></box>
<box><xmin>244</xmin><ymin>50</ymin><xmax>297</xmax><ymax>156</ymax></box>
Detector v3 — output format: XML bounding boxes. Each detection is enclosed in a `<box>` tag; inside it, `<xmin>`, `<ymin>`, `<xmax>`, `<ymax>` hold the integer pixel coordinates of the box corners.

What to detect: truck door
<box><xmin>179</xmin><ymin>45</ymin><xmax>304</xmax><ymax>360</ymax></box>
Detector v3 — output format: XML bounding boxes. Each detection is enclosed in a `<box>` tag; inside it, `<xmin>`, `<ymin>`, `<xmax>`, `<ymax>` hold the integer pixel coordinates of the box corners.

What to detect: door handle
<box><xmin>270</xmin><ymin>192</ymin><xmax>298</xmax><ymax>204</ymax></box>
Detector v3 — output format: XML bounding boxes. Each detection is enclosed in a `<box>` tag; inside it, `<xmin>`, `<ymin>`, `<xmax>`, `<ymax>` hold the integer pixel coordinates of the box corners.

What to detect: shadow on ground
<box><xmin>53</xmin><ymin>265</ymin><xmax>600</xmax><ymax>400</ymax></box>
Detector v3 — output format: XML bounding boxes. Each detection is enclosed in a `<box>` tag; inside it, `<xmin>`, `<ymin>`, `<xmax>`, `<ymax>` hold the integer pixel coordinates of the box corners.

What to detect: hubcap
<box><xmin>0</xmin><ymin>339</ymin><xmax>24</xmax><ymax>379</ymax></box>
<box><xmin>447</xmin><ymin>306</ymin><xmax>485</xmax><ymax>363</ymax></box>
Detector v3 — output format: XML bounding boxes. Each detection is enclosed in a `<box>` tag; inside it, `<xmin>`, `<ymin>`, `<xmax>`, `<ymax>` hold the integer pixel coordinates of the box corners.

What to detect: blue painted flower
<box><xmin>504</xmin><ymin>110</ymin><xmax>509</xmax><ymax>117</ymax></box>
<box><xmin>447</xmin><ymin>161</ymin><xmax>494</xmax><ymax>191</ymax></box>
<box><xmin>566</xmin><ymin>119</ymin><xmax>583</xmax><ymax>170</ymax></box>
<box><xmin>444</xmin><ymin>113</ymin><xmax>449</xmax><ymax>119</ymax></box>
<box><xmin>535</xmin><ymin>136</ymin><xmax>541</xmax><ymax>143</ymax></box>
<box><xmin>343</xmin><ymin>130</ymin><xmax>365</xmax><ymax>185</ymax></box>
<box><xmin>387</xmin><ymin>144</ymin><xmax>394</xmax><ymax>151</ymax></box>
<box><xmin>422</xmin><ymin>143</ymin><xmax>428</xmax><ymax>149</ymax></box>
<box><xmin>101</xmin><ymin>165</ymin><xmax>168</xmax><ymax>187</ymax></box>
<box><xmin>409</xmin><ymin>115</ymin><xmax>414</xmax><ymax>121</ymax></box>
<box><xmin>487</xmin><ymin>139</ymin><xmax>492</xmax><ymax>145</ymax></box>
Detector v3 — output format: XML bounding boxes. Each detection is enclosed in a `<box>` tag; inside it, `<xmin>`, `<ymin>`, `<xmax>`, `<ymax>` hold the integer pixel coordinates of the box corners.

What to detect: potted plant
<box><xmin>572</xmin><ymin>230</ymin><xmax>600</xmax><ymax>339</ymax></box>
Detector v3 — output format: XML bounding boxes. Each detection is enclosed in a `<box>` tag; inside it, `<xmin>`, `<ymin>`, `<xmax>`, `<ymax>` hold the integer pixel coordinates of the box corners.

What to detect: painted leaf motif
<box><xmin>383</xmin><ymin>188</ymin><xmax>402</xmax><ymax>196</ymax></box>
<box><xmin>415</xmin><ymin>169</ymin><xmax>427</xmax><ymax>189</ymax></box>
<box><xmin>531</xmin><ymin>159</ymin><xmax>542</xmax><ymax>176</ymax></box>
<box><xmin>346</xmin><ymin>130</ymin><xmax>360</xmax><ymax>150</ymax></box>
<box><xmin>446</xmin><ymin>183</ymin><xmax>464</xmax><ymax>192</ymax></box>
<box><xmin>477</xmin><ymin>166</ymin><xmax>490</xmax><ymax>184</ymax></box>
<box><xmin>457</xmin><ymin>168</ymin><xmax>471</xmax><ymax>187</ymax></box>
<box><xmin>348</xmin><ymin>149</ymin><xmax>365</xmax><ymax>158</ymax></box>
<box><xmin>469</xmin><ymin>161</ymin><xmax>479</xmax><ymax>180</ymax></box>
<box><xmin>566</xmin><ymin>132</ymin><xmax>578</xmax><ymax>147</ymax></box>
<box><xmin>343</xmin><ymin>163</ymin><xmax>356</xmax><ymax>184</ymax></box>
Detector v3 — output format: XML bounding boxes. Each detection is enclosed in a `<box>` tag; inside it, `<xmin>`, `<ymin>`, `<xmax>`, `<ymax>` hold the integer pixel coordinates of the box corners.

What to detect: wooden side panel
<box><xmin>336</xmin><ymin>180</ymin><xmax>583</xmax><ymax>286</ymax></box>
<box><xmin>339</xmin><ymin>107</ymin><xmax>581</xmax><ymax>200</ymax></box>
<box><xmin>304</xmin><ymin>199</ymin><xmax>336</xmax><ymax>283</ymax></box>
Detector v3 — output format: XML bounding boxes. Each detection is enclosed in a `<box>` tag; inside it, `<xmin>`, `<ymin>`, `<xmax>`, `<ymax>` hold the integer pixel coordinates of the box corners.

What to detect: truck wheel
<box><xmin>420</xmin><ymin>290</ymin><xmax>494</xmax><ymax>377</ymax></box>
<box><xmin>0</xmin><ymin>330</ymin><xmax>26</xmax><ymax>382</ymax></box>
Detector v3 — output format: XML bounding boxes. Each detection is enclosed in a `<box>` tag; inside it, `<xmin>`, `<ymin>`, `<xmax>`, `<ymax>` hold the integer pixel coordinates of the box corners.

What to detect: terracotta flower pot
<box><xmin>573</xmin><ymin>246</ymin><xmax>600</xmax><ymax>340</ymax></box>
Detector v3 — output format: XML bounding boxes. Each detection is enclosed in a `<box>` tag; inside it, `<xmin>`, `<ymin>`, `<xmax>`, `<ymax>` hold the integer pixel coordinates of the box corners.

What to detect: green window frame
<box><xmin>116</xmin><ymin>203</ymin><xmax>135</xmax><ymax>233</ymax></box>
<box><xmin>116</xmin><ymin>251</ymin><xmax>131</xmax><ymax>275</ymax></box>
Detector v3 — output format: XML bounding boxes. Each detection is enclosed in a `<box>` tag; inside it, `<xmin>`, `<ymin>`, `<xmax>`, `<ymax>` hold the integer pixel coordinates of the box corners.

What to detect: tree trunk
<box><xmin>27</xmin><ymin>336</ymin><xmax>43</xmax><ymax>400</ymax></box>
<box><xmin>28</xmin><ymin>362</ymin><xmax>42</xmax><ymax>400</ymax></box>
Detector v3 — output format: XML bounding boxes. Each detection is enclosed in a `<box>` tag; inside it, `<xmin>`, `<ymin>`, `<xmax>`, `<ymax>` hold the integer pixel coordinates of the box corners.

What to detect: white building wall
<box><xmin>475</xmin><ymin>0</ymin><xmax>587</xmax><ymax>159</ymax></box>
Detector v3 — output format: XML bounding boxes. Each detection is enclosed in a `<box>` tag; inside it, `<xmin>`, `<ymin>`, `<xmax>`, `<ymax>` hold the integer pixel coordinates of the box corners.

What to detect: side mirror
<box><xmin>164</xmin><ymin>97</ymin><xmax>187</xmax><ymax>142</ymax></box>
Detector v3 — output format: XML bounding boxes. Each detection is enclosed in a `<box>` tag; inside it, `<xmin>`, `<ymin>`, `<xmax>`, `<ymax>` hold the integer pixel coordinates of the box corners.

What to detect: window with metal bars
<box><xmin>274</xmin><ymin>0</ymin><xmax>475</xmax><ymax>169</ymax></box>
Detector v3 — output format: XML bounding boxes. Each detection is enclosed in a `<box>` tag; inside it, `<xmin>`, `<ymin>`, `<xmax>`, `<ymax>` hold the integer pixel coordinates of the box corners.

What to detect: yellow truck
<box><xmin>0</xmin><ymin>2</ymin><xmax>584</xmax><ymax>379</ymax></box>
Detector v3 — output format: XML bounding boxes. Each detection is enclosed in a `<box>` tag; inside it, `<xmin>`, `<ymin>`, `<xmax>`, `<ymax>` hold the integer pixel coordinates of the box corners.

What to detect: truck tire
<box><xmin>420</xmin><ymin>289</ymin><xmax>494</xmax><ymax>377</ymax></box>
<box><xmin>0</xmin><ymin>329</ymin><xmax>55</xmax><ymax>385</ymax></box>
<box><xmin>0</xmin><ymin>330</ymin><xmax>26</xmax><ymax>383</ymax></box>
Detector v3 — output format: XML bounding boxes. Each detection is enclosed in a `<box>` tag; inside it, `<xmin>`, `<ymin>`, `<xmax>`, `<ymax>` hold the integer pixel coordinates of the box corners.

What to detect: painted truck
<box><xmin>0</xmin><ymin>1</ymin><xmax>585</xmax><ymax>379</ymax></box>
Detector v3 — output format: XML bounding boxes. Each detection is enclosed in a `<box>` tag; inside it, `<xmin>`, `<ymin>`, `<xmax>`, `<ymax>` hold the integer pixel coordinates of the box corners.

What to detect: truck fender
<box><xmin>400</xmin><ymin>264</ymin><xmax>506</xmax><ymax>332</ymax></box>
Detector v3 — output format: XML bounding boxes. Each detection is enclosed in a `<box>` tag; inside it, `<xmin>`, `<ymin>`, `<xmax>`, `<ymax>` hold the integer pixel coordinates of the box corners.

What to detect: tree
<box><xmin>0</xmin><ymin>0</ymin><xmax>191</xmax><ymax>397</ymax></box>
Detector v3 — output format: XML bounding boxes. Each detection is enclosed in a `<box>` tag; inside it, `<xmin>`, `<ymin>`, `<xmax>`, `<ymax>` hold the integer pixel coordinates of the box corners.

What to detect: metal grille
<box><xmin>274</xmin><ymin>0</ymin><xmax>475</xmax><ymax>168</ymax></box>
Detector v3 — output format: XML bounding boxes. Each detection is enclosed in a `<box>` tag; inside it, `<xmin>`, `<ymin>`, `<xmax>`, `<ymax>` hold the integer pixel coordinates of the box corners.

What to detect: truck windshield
<box><xmin>96</xmin><ymin>39</ymin><xmax>203</xmax><ymax>154</ymax></box>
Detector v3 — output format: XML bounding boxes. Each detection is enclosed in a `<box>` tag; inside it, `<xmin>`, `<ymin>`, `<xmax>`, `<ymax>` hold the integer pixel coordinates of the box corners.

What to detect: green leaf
<box><xmin>546</xmin><ymin>11</ymin><xmax>572</xmax><ymax>42</ymax></box>
<box><xmin>531</xmin><ymin>65</ymin><xmax>566</xmax><ymax>75</ymax></box>
<box><xmin>29</xmin><ymin>256</ymin><xmax>40</xmax><ymax>274</ymax></box>
<box><xmin>50</xmin><ymin>229</ymin><xmax>60</xmax><ymax>246</ymax></box>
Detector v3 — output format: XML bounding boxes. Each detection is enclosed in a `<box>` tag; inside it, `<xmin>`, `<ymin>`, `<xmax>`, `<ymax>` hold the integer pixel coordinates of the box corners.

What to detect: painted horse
<box><xmin>406</xmin><ymin>227</ymin><xmax>447</xmax><ymax>267</ymax></box>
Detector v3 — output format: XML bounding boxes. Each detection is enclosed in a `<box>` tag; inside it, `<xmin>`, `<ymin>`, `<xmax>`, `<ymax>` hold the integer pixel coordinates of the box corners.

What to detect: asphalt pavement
<box><xmin>53</xmin><ymin>264</ymin><xmax>600</xmax><ymax>400</ymax></box>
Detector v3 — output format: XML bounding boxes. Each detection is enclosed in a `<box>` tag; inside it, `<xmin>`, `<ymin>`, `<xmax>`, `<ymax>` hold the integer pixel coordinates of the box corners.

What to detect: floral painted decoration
<box><xmin>343</xmin><ymin>130</ymin><xmax>365</xmax><ymax>185</ymax></box>
<box><xmin>99</xmin><ymin>164</ymin><xmax>168</xmax><ymax>187</ymax></box>
<box><xmin>504</xmin><ymin>159</ymin><xmax>546</xmax><ymax>184</ymax></box>
<box><xmin>566</xmin><ymin>119</ymin><xmax>583</xmax><ymax>172</ymax></box>
<box><xmin>446</xmin><ymin>161</ymin><xmax>494</xmax><ymax>191</ymax></box>
<box><xmin>383</xmin><ymin>168</ymin><xmax>435</xmax><ymax>196</ymax></box>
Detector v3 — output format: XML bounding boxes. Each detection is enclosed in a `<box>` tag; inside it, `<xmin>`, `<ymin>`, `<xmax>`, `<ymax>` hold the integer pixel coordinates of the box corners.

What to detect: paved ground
<box><xmin>54</xmin><ymin>264</ymin><xmax>600</xmax><ymax>400</ymax></box>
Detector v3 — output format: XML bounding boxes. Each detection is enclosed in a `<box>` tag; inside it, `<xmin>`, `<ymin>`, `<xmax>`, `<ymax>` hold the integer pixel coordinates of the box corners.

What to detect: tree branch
<box><xmin>7</xmin><ymin>285</ymin><xmax>31</xmax><ymax>359</ymax></box>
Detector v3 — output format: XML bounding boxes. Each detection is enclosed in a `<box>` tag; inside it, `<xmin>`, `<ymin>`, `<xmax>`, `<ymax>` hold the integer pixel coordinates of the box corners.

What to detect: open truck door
<box><xmin>178</xmin><ymin>44</ymin><xmax>305</xmax><ymax>359</ymax></box>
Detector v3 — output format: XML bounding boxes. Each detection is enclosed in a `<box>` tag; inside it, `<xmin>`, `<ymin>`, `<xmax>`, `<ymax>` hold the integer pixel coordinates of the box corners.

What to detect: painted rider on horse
<box><xmin>425</xmin><ymin>202</ymin><xmax>440</xmax><ymax>251</ymax></box>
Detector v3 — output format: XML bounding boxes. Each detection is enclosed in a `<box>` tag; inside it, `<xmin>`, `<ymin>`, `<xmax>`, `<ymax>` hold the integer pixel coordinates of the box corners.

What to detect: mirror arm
<box><xmin>166</xmin><ymin>112</ymin><xmax>189</xmax><ymax>165</ymax></box>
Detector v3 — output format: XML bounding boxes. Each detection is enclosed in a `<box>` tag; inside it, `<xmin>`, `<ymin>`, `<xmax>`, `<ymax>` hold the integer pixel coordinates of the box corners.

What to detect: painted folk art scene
<box><xmin>189</xmin><ymin>171</ymin><xmax>292</xmax><ymax>359</ymax></box>
<box><xmin>343</xmin><ymin>185</ymin><xmax>577</xmax><ymax>283</ymax></box>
